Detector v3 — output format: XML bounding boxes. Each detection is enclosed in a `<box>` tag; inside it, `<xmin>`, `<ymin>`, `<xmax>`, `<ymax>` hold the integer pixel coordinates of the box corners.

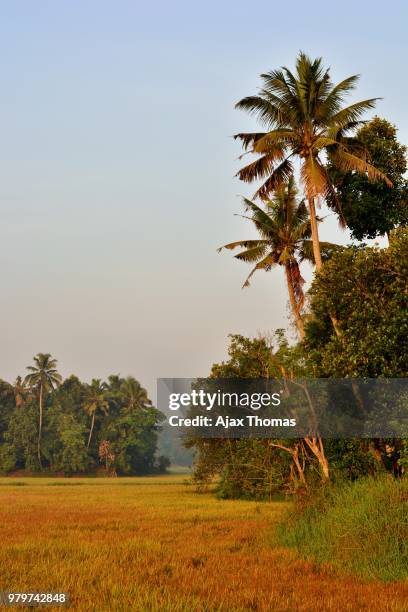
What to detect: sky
<box><xmin>0</xmin><ymin>0</ymin><xmax>407</xmax><ymax>399</ymax></box>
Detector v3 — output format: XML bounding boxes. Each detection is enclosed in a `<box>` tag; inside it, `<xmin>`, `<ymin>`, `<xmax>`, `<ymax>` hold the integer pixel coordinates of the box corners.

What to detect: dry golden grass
<box><xmin>0</xmin><ymin>475</ymin><xmax>406</xmax><ymax>611</ymax></box>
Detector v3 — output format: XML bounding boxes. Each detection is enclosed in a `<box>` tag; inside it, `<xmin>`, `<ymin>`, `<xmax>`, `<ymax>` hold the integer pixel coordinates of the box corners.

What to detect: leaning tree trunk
<box><xmin>37</xmin><ymin>383</ymin><xmax>43</xmax><ymax>470</ymax></box>
<box><xmin>308</xmin><ymin>197</ymin><xmax>323</xmax><ymax>270</ymax></box>
<box><xmin>304</xmin><ymin>435</ymin><xmax>330</xmax><ymax>481</ymax></box>
<box><xmin>269</xmin><ymin>441</ymin><xmax>307</xmax><ymax>486</ymax></box>
<box><xmin>87</xmin><ymin>412</ymin><xmax>96</xmax><ymax>449</ymax></box>
<box><xmin>285</xmin><ymin>264</ymin><xmax>305</xmax><ymax>339</ymax></box>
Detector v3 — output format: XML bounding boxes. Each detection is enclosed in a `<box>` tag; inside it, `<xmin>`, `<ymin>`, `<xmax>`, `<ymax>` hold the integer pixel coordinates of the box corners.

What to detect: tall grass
<box><xmin>1</xmin><ymin>476</ymin><xmax>407</xmax><ymax>610</ymax></box>
<box><xmin>278</xmin><ymin>476</ymin><xmax>408</xmax><ymax>582</ymax></box>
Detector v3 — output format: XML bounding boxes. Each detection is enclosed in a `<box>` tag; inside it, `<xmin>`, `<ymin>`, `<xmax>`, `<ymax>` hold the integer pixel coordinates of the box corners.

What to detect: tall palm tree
<box><xmin>24</xmin><ymin>353</ymin><xmax>62</xmax><ymax>468</ymax></box>
<box><xmin>218</xmin><ymin>178</ymin><xmax>338</xmax><ymax>338</ymax></box>
<box><xmin>119</xmin><ymin>376</ymin><xmax>151</xmax><ymax>413</ymax></box>
<box><xmin>83</xmin><ymin>379</ymin><xmax>109</xmax><ymax>449</ymax></box>
<box><xmin>234</xmin><ymin>52</ymin><xmax>390</xmax><ymax>269</ymax></box>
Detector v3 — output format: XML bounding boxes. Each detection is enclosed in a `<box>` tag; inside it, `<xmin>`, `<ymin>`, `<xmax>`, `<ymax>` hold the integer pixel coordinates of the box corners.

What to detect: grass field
<box><xmin>0</xmin><ymin>475</ymin><xmax>407</xmax><ymax>611</ymax></box>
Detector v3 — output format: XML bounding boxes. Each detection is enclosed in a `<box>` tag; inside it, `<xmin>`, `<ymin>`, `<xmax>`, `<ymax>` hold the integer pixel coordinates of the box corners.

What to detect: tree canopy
<box><xmin>328</xmin><ymin>117</ymin><xmax>408</xmax><ymax>239</ymax></box>
<box><xmin>0</xmin><ymin>369</ymin><xmax>166</xmax><ymax>476</ymax></box>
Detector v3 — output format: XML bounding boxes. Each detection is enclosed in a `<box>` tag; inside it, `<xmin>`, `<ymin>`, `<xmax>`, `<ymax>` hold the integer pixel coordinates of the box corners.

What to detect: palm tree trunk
<box><xmin>307</xmin><ymin>200</ymin><xmax>344</xmax><ymax>338</ymax></box>
<box><xmin>37</xmin><ymin>383</ymin><xmax>43</xmax><ymax>470</ymax></box>
<box><xmin>308</xmin><ymin>197</ymin><xmax>323</xmax><ymax>270</ymax></box>
<box><xmin>87</xmin><ymin>413</ymin><xmax>95</xmax><ymax>449</ymax></box>
<box><xmin>285</xmin><ymin>264</ymin><xmax>305</xmax><ymax>339</ymax></box>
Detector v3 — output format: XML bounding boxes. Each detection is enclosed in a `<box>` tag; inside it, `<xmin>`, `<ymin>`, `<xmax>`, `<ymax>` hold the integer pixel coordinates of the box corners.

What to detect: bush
<box><xmin>277</xmin><ymin>476</ymin><xmax>408</xmax><ymax>581</ymax></box>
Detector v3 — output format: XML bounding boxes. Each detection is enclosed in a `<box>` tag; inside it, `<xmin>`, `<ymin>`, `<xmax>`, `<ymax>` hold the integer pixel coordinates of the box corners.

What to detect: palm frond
<box><xmin>254</xmin><ymin>157</ymin><xmax>294</xmax><ymax>200</ymax></box>
<box><xmin>234</xmin><ymin>244</ymin><xmax>270</xmax><ymax>263</ymax></box>
<box><xmin>234</xmin><ymin>96</ymin><xmax>283</xmax><ymax>128</ymax></box>
<box><xmin>233</xmin><ymin>132</ymin><xmax>267</xmax><ymax>151</ymax></box>
<box><xmin>236</xmin><ymin>150</ymin><xmax>285</xmax><ymax>183</ymax></box>
<box><xmin>252</xmin><ymin>129</ymin><xmax>298</xmax><ymax>154</ymax></box>
<box><xmin>217</xmin><ymin>239</ymin><xmax>269</xmax><ymax>253</ymax></box>
<box><xmin>332</xmin><ymin>149</ymin><xmax>392</xmax><ymax>186</ymax></box>
<box><xmin>315</xmin><ymin>75</ymin><xmax>360</xmax><ymax>121</ymax></box>
<box><xmin>330</xmin><ymin>99</ymin><xmax>379</xmax><ymax>128</ymax></box>
<box><xmin>242</xmin><ymin>254</ymin><xmax>277</xmax><ymax>288</ymax></box>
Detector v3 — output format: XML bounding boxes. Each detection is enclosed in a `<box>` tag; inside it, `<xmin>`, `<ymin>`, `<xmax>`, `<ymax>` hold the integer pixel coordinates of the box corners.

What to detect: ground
<box><xmin>0</xmin><ymin>475</ymin><xmax>406</xmax><ymax>611</ymax></box>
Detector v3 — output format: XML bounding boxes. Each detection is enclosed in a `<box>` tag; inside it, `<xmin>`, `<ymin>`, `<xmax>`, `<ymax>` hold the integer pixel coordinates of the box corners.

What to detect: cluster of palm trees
<box><xmin>15</xmin><ymin>354</ymin><xmax>151</xmax><ymax>469</ymax></box>
<box><xmin>221</xmin><ymin>52</ymin><xmax>390</xmax><ymax>336</ymax></box>
<box><xmin>83</xmin><ymin>376</ymin><xmax>152</xmax><ymax>449</ymax></box>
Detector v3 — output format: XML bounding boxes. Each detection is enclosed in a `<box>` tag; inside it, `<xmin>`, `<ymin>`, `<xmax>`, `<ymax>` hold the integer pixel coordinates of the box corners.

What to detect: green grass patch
<box><xmin>277</xmin><ymin>476</ymin><xmax>408</xmax><ymax>582</ymax></box>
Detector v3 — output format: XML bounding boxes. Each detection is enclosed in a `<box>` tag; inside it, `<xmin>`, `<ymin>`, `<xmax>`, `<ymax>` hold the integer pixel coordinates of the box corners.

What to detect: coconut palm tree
<box><xmin>234</xmin><ymin>52</ymin><xmax>390</xmax><ymax>269</ymax></box>
<box><xmin>218</xmin><ymin>178</ymin><xmax>339</xmax><ymax>338</ymax></box>
<box><xmin>24</xmin><ymin>353</ymin><xmax>62</xmax><ymax>468</ymax></box>
<box><xmin>119</xmin><ymin>376</ymin><xmax>151</xmax><ymax>413</ymax></box>
<box><xmin>83</xmin><ymin>379</ymin><xmax>109</xmax><ymax>449</ymax></box>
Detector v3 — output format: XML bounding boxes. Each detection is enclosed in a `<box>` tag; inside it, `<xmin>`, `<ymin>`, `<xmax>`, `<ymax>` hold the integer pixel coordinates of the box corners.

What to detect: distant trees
<box><xmin>0</xmin><ymin>366</ymin><xmax>166</xmax><ymax>476</ymax></box>
<box><xmin>24</xmin><ymin>353</ymin><xmax>62</xmax><ymax>469</ymax></box>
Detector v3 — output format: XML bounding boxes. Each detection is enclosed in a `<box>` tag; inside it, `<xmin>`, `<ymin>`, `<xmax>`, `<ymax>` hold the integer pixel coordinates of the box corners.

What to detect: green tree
<box><xmin>304</xmin><ymin>228</ymin><xmax>408</xmax><ymax>377</ymax></box>
<box><xmin>1</xmin><ymin>401</ymin><xmax>39</xmax><ymax>472</ymax></box>
<box><xmin>24</xmin><ymin>353</ymin><xmax>62</xmax><ymax>468</ymax></box>
<box><xmin>57</xmin><ymin>415</ymin><xmax>89</xmax><ymax>474</ymax></box>
<box><xmin>189</xmin><ymin>333</ymin><xmax>301</xmax><ymax>497</ymax></box>
<box><xmin>234</xmin><ymin>52</ymin><xmax>390</xmax><ymax>269</ymax></box>
<box><xmin>328</xmin><ymin>117</ymin><xmax>408</xmax><ymax>240</ymax></box>
<box><xmin>218</xmin><ymin>178</ymin><xmax>339</xmax><ymax>338</ymax></box>
<box><xmin>107</xmin><ymin>407</ymin><xmax>164</xmax><ymax>475</ymax></box>
<box><xmin>82</xmin><ymin>379</ymin><xmax>109</xmax><ymax>449</ymax></box>
<box><xmin>0</xmin><ymin>380</ymin><xmax>14</xmax><ymax>443</ymax></box>
<box><xmin>119</xmin><ymin>376</ymin><xmax>151</xmax><ymax>413</ymax></box>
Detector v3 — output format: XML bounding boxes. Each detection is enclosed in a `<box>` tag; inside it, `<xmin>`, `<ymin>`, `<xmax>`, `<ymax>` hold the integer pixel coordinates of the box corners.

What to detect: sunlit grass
<box><xmin>0</xmin><ymin>476</ymin><xmax>407</xmax><ymax>611</ymax></box>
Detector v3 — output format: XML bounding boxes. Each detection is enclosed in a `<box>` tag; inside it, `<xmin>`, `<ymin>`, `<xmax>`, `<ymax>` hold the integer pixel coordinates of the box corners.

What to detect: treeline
<box><xmin>0</xmin><ymin>361</ymin><xmax>167</xmax><ymax>475</ymax></box>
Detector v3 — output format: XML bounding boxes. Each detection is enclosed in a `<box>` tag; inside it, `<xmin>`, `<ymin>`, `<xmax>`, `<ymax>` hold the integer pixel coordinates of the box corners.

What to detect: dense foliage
<box><xmin>328</xmin><ymin>118</ymin><xmax>408</xmax><ymax>239</ymax></box>
<box><xmin>0</xmin><ymin>368</ymin><xmax>167</xmax><ymax>475</ymax></box>
<box><xmin>190</xmin><ymin>229</ymin><xmax>408</xmax><ymax>498</ymax></box>
<box><xmin>305</xmin><ymin>227</ymin><xmax>408</xmax><ymax>378</ymax></box>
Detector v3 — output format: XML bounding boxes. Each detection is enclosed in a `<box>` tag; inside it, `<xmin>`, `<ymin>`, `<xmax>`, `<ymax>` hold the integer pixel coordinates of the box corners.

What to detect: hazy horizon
<box><xmin>1</xmin><ymin>1</ymin><xmax>407</xmax><ymax>400</ymax></box>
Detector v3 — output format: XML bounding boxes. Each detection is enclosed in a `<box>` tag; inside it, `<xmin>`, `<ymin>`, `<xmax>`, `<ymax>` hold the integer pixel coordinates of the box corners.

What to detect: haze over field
<box><xmin>0</xmin><ymin>1</ymin><xmax>407</xmax><ymax>398</ymax></box>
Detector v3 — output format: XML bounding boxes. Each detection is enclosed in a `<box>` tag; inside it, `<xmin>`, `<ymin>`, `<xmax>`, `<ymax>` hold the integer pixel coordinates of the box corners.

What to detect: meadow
<box><xmin>0</xmin><ymin>475</ymin><xmax>407</xmax><ymax>611</ymax></box>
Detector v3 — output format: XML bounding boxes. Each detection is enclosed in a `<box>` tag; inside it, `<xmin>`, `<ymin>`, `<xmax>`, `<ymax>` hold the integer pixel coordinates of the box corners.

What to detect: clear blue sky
<box><xmin>0</xmin><ymin>1</ymin><xmax>407</xmax><ymax>398</ymax></box>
